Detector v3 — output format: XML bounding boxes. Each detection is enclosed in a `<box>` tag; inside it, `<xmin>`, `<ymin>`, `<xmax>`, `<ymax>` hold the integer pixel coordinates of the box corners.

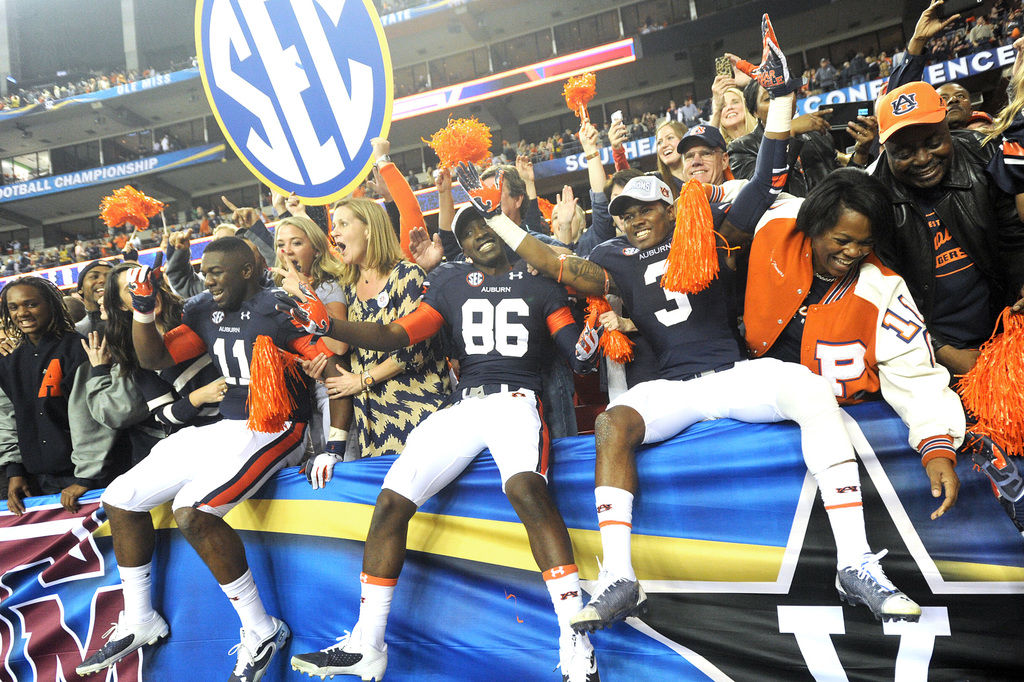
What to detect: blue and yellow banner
<box><xmin>0</xmin><ymin>403</ymin><xmax>1021</xmax><ymax>680</ymax></box>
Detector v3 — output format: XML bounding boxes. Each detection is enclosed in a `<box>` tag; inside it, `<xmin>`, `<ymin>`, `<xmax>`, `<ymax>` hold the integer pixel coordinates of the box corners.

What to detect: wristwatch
<box><xmin>362</xmin><ymin>371</ymin><xmax>374</xmax><ymax>390</ymax></box>
<box><xmin>374</xmin><ymin>154</ymin><xmax>391</xmax><ymax>168</ymax></box>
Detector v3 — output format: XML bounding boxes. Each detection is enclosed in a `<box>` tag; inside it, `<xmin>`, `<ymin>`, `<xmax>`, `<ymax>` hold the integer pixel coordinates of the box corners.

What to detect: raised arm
<box><xmin>128</xmin><ymin>266</ymin><xmax>178</xmax><ymax>370</ymax></box>
<box><xmin>721</xmin><ymin>27</ymin><xmax>802</xmax><ymax>237</ymax></box>
<box><xmin>454</xmin><ymin>161</ymin><xmax>615</xmax><ymax>296</ymax></box>
<box><xmin>373</xmin><ymin>137</ymin><xmax>420</xmax><ymax>259</ymax></box>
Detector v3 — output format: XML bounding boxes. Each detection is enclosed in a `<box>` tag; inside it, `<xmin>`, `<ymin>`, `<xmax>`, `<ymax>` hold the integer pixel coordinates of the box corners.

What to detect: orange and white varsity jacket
<box><xmin>744</xmin><ymin>198</ymin><xmax>965</xmax><ymax>463</ymax></box>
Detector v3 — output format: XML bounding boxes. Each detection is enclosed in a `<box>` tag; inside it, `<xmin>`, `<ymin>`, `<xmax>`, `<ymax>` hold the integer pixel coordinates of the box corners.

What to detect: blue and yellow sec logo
<box><xmin>195</xmin><ymin>0</ymin><xmax>393</xmax><ymax>203</ymax></box>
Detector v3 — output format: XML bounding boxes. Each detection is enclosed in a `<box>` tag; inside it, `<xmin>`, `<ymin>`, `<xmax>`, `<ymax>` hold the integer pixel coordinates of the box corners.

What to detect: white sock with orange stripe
<box><xmin>595</xmin><ymin>486</ymin><xmax>636</xmax><ymax>581</ymax></box>
<box><xmin>356</xmin><ymin>572</ymin><xmax>396</xmax><ymax>651</ymax></box>
<box><xmin>220</xmin><ymin>569</ymin><xmax>276</xmax><ymax>646</ymax></box>
<box><xmin>543</xmin><ymin>564</ymin><xmax>582</xmax><ymax>640</ymax></box>
<box><xmin>815</xmin><ymin>461</ymin><xmax>871</xmax><ymax>568</ymax></box>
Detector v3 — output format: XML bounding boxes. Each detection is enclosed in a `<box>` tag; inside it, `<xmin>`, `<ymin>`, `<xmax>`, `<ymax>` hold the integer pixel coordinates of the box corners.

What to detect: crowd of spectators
<box><xmin>802</xmin><ymin>0</ymin><xmax>1021</xmax><ymax>95</ymax></box>
<box><xmin>0</xmin><ymin>57</ymin><xmax>197</xmax><ymax>112</ymax></box>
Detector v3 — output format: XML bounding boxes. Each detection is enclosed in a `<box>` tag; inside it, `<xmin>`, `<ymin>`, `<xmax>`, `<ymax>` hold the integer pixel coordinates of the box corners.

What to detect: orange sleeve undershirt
<box><xmin>612</xmin><ymin>145</ymin><xmax>630</xmax><ymax>171</ymax></box>
<box><xmin>546</xmin><ymin>307</ymin><xmax>575</xmax><ymax>337</ymax></box>
<box><xmin>378</xmin><ymin>161</ymin><xmax>421</xmax><ymax>260</ymax></box>
<box><xmin>164</xmin><ymin>324</ymin><xmax>207</xmax><ymax>364</ymax></box>
<box><xmin>394</xmin><ymin>302</ymin><xmax>445</xmax><ymax>345</ymax></box>
<box><xmin>288</xmin><ymin>335</ymin><xmax>335</xmax><ymax>361</ymax></box>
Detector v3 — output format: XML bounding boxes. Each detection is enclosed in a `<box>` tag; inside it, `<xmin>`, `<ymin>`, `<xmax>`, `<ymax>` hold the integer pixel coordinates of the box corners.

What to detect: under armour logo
<box><xmin>835</xmin><ymin>485</ymin><xmax>860</xmax><ymax>494</ymax></box>
<box><xmin>509</xmin><ymin>272</ymin><xmax>523</xmax><ymax>280</ymax></box>
<box><xmin>241</xmin><ymin>311</ymin><xmax>251</xmax><ymax>320</ymax></box>
<box><xmin>890</xmin><ymin>93</ymin><xmax>918</xmax><ymax>116</ymax></box>
<box><xmin>596</xmin><ymin>503</ymin><xmax>612</xmax><ymax>513</ymax></box>
<box><xmin>560</xmin><ymin>590</ymin><xmax>579</xmax><ymax>600</ymax></box>
<box><xmin>550</xmin><ymin>566</ymin><xmax>565</xmax><ymax>577</ymax></box>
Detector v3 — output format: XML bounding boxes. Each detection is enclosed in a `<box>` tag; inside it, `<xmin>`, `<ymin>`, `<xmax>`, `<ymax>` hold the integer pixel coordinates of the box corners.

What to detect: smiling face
<box><xmin>618</xmin><ymin>199</ymin><xmax>672</xmax><ymax>249</ymax></box>
<box><xmin>275</xmin><ymin>223</ymin><xmax>317</xmax><ymax>276</ymax></box>
<box><xmin>721</xmin><ymin>90</ymin><xmax>746</xmax><ymax>129</ymax></box>
<box><xmin>5</xmin><ymin>284</ymin><xmax>52</xmax><ymax>343</ymax></box>
<box><xmin>79</xmin><ymin>264</ymin><xmax>110</xmax><ymax>311</ymax></box>
<box><xmin>456</xmin><ymin>215</ymin><xmax>507</xmax><ymax>270</ymax></box>
<box><xmin>200</xmin><ymin>250</ymin><xmax>253</xmax><ymax>310</ymax></box>
<box><xmin>883</xmin><ymin>122</ymin><xmax>953</xmax><ymax>189</ymax></box>
<box><xmin>811</xmin><ymin>209</ymin><xmax>874</xmax><ymax>279</ymax></box>
<box><xmin>330</xmin><ymin>205</ymin><xmax>369</xmax><ymax>267</ymax></box>
<box><xmin>655</xmin><ymin>124</ymin><xmax>683</xmax><ymax>168</ymax></box>
<box><xmin>681</xmin><ymin>144</ymin><xmax>728</xmax><ymax>185</ymax></box>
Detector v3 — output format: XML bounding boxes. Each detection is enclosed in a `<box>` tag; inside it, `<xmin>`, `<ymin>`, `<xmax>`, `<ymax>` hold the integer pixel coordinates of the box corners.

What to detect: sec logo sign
<box><xmin>195</xmin><ymin>0</ymin><xmax>393</xmax><ymax>202</ymax></box>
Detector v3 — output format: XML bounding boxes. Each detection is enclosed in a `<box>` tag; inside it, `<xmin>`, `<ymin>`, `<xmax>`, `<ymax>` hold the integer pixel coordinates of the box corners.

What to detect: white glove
<box><xmin>307</xmin><ymin>452</ymin><xmax>342</xmax><ymax>489</ymax></box>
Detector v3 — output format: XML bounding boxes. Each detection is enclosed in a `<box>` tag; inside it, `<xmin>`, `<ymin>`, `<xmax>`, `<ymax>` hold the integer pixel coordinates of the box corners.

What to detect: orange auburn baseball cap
<box><xmin>877</xmin><ymin>81</ymin><xmax>947</xmax><ymax>144</ymax></box>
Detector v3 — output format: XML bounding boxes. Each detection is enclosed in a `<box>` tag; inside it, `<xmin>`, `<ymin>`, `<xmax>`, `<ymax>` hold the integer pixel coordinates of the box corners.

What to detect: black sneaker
<box><xmin>291</xmin><ymin>628</ymin><xmax>387</xmax><ymax>681</ymax></box>
<box><xmin>75</xmin><ymin>611</ymin><xmax>169</xmax><ymax>676</ymax></box>
<box><xmin>570</xmin><ymin>570</ymin><xmax>647</xmax><ymax>633</ymax></box>
<box><xmin>837</xmin><ymin>550</ymin><xmax>920</xmax><ymax>622</ymax></box>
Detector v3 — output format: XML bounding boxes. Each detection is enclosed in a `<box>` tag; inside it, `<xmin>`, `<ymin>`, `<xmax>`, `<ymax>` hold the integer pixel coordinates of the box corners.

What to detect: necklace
<box><xmin>813</xmin><ymin>271</ymin><xmax>837</xmax><ymax>282</ymax></box>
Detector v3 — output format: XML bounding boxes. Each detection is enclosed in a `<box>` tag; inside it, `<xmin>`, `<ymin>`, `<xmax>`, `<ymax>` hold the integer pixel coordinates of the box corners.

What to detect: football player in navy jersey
<box><xmin>77</xmin><ymin>237</ymin><xmax>336</xmax><ymax>682</ymax></box>
<box><xmin>277</xmin><ymin>206</ymin><xmax>602</xmax><ymax>682</ymax></box>
<box><xmin>462</xmin><ymin>15</ymin><xmax>922</xmax><ymax>631</ymax></box>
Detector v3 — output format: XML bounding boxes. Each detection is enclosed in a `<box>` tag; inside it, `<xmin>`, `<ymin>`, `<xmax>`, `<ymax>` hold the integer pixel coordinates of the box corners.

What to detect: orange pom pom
<box><xmin>537</xmin><ymin>197</ymin><xmax>555</xmax><ymax>222</ymax></box>
<box><xmin>585</xmin><ymin>296</ymin><xmax>634</xmax><ymax>364</ymax></box>
<box><xmin>99</xmin><ymin>185</ymin><xmax>165</xmax><ymax>229</ymax></box>
<box><xmin>957</xmin><ymin>308</ymin><xmax>1024</xmax><ymax>457</ymax></box>
<box><xmin>563</xmin><ymin>72</ymin><xmax>596</xmax><ymax>121</ymax></box>
<box><xmin>424</xmin><ymin>117</ymin><xmax>493</xmax><ymax>170</ymax></box>
<box><xmin>247</xmin><ymin>335</ymin><xmax>302</xmax><ymax>433</ymax></box>
<box><xmin>661</xmin><ymin>178</ymin><xmax>719</xmax><ymax>294</ymax></box>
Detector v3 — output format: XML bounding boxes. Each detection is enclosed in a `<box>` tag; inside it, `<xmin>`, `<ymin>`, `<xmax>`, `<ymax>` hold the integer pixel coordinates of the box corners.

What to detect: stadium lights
<box><xmin>392</xmin><ymin>38</ymin><xmax>637</xmax><ymax>121</ymax></box>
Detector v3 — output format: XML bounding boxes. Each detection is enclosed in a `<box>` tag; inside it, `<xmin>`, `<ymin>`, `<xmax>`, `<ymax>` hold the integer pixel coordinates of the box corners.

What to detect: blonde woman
<box><xmin>719</xmin><ymin>86</ymin><xmax>759</xmax><ymax>143</ymax></box>
<box><xmin>654</xmin><ymin>119</ymin><xmax>688</xmax><ymax>196</ymax></box>
<box><xmin>711</xmin><ymin>78</ymin><xmax>758</xmax><ymax>145</ymax></box>
<box><xmin>325</xmin><ymin>197</ymin><xmax>449</xmax><ymax>459</ymax></box>
<box><xmin>273</xmin><ymin>215</ymin><xmax>352</xmax><ymax>461</ymax></box>
<box><xmin>984</xmin><ymin>36</ymin><xmax>1024</xmax><ymax>221</ymax></box>
<box><xmin>273</xmin><ymin>215</ymin><xmax>349</xmax><ymax>356</ymax></box>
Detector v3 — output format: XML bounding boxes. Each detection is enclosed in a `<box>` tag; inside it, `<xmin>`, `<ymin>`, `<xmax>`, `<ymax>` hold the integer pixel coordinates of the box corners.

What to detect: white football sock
<box><xmin>595</xmin><ymin>486</ymin><xmax>636</xmax><ymax>580</ymax></box>
<box><xmin>220</xmin><ymin>569</ymin><xmax>276</xmax><ymax>646</ymax></box>
<box><xmin>816</xmin><ymin>461</ymin><xmax>871</xmax><ymax>568</ymax></box>
<box><xmin>118</xmin><ymin>562</ymin><xmax>156</xmax><ymax>625</ymax></box>
<box><xmin>543</xmin><ymin>564</ymin><xmax>582</xmax><ymax>640</ymax></box>
<box><xmin>356</xmin><ymin>572</ymin><xmax>396</xmax><ymax>651</ymax></box>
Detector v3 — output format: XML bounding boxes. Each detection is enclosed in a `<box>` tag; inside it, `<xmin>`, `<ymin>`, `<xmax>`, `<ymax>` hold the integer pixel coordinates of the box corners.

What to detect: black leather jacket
<box><xmin>728</xmin><ymin>122</ymin><xmax>839</xmax><ymax>197</ymax></box>
<box><xmin>871</xmin><ymin>133</ymin><xmax>1024</xmax><ymax>347</ymax></box>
